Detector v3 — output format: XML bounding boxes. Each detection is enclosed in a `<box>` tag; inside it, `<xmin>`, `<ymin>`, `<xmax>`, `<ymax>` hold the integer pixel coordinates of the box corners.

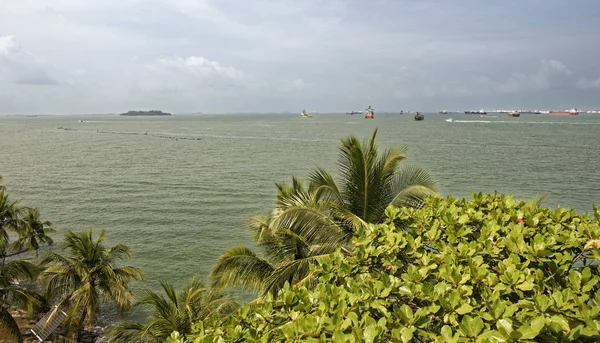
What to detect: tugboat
<box><xmin>414</xmin><ymin>112</ymin><xmax>424</xmax><ymax>121</ymax></box>
<box><xmin>365</xmin><ymin>106</ymin><xmax>375</xmax><ymax>119</ymax></box>
<box><xmin>301</xmin><ymin>109</ymin><xmax>313</xmax><ymax>118</ymax></box>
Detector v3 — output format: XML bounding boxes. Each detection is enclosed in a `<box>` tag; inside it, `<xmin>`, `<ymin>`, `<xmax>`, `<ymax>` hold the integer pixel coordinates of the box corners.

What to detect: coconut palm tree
<box><xmin>12</xmin><ymin>208</ymin><xmax>55</xmax><ymax>257</ymax></box>
<box><xmin>107</xmin><ymin>276</ymin><xmax>236</xmax><ymax>343</ymax></box>
<box><xmin>0</xmin><ymin>189</ymin><xmax>23</xmax><ymax>257</ymax></box>
<box><xmin>0</xmin><ymin>180</ymin><xmax>53</xmax><ymax>342</ymax></box>
<box><xmin>0</xmin><ymin>259</ymin><xmax>43</xmax><ymax>343</ymax></box>
<box><xmin>40</xmin><ymin>229</ymin><xmax>144</xmax><ymax>342</ymax></box>
<box><xmin>211</xmin><ymin>129</ymin><xmax>438</xmax><ymax>296</ymax></box>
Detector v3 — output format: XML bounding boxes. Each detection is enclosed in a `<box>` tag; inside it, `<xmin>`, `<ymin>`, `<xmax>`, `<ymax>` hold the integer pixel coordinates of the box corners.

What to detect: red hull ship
<box><xmin>550</xmin><ymin>108</ymin><xmax>579</xmax><ymax>115</ymax></box>
<box><xmin>365</xmin><ymin>105</ymin><xmax>375</xmax><ymax>119</ymax></box>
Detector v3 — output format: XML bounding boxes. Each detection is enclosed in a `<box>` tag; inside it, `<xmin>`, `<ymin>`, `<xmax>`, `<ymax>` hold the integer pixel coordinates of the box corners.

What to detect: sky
<box><xmin>1</xmin><ymin>0</ymin><xmax>599</xmax><ymax>114</ymax></box>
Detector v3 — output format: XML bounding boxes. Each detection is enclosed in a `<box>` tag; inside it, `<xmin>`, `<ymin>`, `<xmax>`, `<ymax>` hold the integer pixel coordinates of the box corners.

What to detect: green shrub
<box><xmin>169</xmin><ymin>193</ymin><xmax>600</xmax><ymax>342</ymax></box>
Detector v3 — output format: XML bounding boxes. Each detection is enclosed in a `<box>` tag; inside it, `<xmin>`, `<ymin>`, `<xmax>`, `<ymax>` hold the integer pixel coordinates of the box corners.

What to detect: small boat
<box><xmin>301</xmin><ymin>109</ymin><xmax>313</xmax><ymax>118</ymax></box>
<box><xmin>439</xmin><ymin>110</ymin><xmax>449</xmax><ymax>114</ymax></box>
<box><xmin>507</xmin><ymin>112</ymin><xmax>520</xmax><ymax>117</ymax></box>
<box><xmin>445</xmin><ymin>118</ymin><xmax>454</xmax><ymax>122</ymax></box>
<box><xmin>365</xmin><ymin>106</ymin><xmax>375</xmax><ymax>119</ymax></box>
<box><xmin>78</xmin><ymin>119</ymin><xmax>84</xmax><ymax>123</ymax></box>
<box><xmin>346</xmin><ymin>111</ymin><xmax>362</xmax><ymax>115</ymax></box>
<box><xmin>550</xmin><ymin>108</ymin><xmax>579</xmax><ymax>115</ymax></box>
<box><xmin>399</xmin><ymin>110</ymin><xmax>404</xmax><ymax>115</ymax></box>
<box><xmin>414</xmin><ymin>112</ymin><xmax>424</xmax><ymax>121</ymax></box>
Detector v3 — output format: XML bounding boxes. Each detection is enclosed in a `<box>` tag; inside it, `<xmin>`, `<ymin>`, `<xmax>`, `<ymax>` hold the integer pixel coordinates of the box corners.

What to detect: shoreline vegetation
<box><xmin>1</xmin><ymin>130</ymin><xmax>599</xmax><ymax>342</ymax></box>
<box><xmin>119</xmin><ymin>110</ymin><xmax>171</xmax><ymax>116</ymax></box>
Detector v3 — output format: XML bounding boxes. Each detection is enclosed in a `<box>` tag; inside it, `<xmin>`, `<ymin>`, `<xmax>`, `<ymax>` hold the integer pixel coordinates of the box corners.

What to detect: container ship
<box><xmin>465</xmin><ymin>108</ymin><xmax>487</xmax><ymax>115</ymax></box>
<box><xmin>549</xmin><ymin>108</ymin><xmax>579</xmax><ymax>115</ymax></box>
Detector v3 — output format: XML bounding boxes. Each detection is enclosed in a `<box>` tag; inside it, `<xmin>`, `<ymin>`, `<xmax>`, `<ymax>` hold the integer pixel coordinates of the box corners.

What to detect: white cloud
<box><xmin>0</xmin><ymin>36</ymin><xmax>21</xmax><ymax>56</ymax></box>
<box><xmin>155</xmin><ymin>56</ymin><xmax>243</xmax><ymax>80</ymax></box>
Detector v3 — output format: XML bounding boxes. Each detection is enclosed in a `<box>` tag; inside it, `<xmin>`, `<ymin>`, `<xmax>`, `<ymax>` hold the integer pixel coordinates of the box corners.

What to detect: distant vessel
<box><xmin>520</xmin><ymin>111</ymin><xmax>541</xmax><ymax>114</ymax></box>
<box><xmin>365</xmin><ymin>106</ymin><xmax>375</xmax><ymax>119</ymax></box>
<box><xmin>301</xmin><ymin>109</ymin><xmax>313</xmax><ymax>118</ymax></box>
<box><xmin>399</xmin><ymin>110</ymin><xmax>404</xmax><ymax>115</ymax></box>
<box><xmin>120</xmin><ymin>110</ymin><xmax>171</xmax><ymax>116</ymax></box>
<box><xmin>507</xmin><ymin>112</ymin><xmax>521</xmax><ymax>117</ymax></box>
<box><xmin>439</xmin><ymin>110</ymin><xmax>448</xmax><ymax>114</ymax></box>
<box><xmin>346</xmin><ymin>110</ymin><xmax>362</xmax><ymax>115</ymax></box>
<box><xmin>465</xmin><ymin>108</ymin><xmax>487</xmax><ymax>115</ymax></box>
<box><xmin>550</xmin><ymin>108</ymin><xmax>579</xmax><ymax>115</ymax></box>
<box><xmin>414</xmin><ymin>112</ymin><xmax>424</xmax><ymax>121</ymax></box>
<box><xmin>445</xmin><ymin>118</ymin><xmax>454</xmax><ymax>122</ymax></box>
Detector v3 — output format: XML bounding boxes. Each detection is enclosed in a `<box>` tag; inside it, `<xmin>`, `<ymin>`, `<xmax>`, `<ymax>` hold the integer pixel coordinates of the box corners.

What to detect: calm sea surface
<box><xmin>1</xmin><ymin>112</ymin><xmax>600</xmax><ymax>320</ymax></box>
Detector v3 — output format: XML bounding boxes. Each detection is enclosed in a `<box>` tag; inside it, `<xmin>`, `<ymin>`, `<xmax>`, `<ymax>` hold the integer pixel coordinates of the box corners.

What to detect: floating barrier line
<box><xmin>56</xmin><ymin>127</ymin><xmax>201</xmax><ymax>141</ymax></box>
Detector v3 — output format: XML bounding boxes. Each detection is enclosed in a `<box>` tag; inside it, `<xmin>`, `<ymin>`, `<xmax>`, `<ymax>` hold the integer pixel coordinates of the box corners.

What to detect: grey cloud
<box><xmin>1</xmin><ymin>0</ymin><xmax>599</xmax><ymax>114</ymax></box>
<box><xmin>0</xmin><ymin>36</ymin><xmax>60</xmax><ymax>85</ymax></box>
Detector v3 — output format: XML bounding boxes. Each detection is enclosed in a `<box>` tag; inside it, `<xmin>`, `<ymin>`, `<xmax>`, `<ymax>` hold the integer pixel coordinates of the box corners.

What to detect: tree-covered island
<box><xmin>119</xmin><ymin>110</ymin><xmax>172</xmax><ymax>116</ymax></box>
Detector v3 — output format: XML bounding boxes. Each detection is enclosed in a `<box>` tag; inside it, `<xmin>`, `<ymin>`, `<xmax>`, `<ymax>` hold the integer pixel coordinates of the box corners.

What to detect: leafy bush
<box><xmin>168</xmin><ymin>193</ymin><xmax>600</xmax><ymax>342</ymax></box>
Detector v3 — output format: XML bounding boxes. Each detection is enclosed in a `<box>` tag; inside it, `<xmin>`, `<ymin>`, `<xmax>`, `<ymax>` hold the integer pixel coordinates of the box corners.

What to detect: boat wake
<box><xmin>450</xmin><ymin>120</ymin><xmax>600</xmax><ymax>125</ymax></box>
<box><xmin>452</xmin><ymin>120</ymin><xmax>492</xmax><ymax>123</ymax></box>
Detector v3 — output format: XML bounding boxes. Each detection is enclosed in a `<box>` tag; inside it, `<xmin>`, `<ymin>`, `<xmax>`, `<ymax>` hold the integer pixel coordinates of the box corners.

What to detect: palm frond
<box><xmin>210</xmin><ymin>246</ymin><xmax>274</xmax><ymax>293</ymax></box>
<box><xmin>106</xmin><ymin>321</ymin><xmax>153</xmax><ymax>343</ymax></box>
<box><xmin>388</xmin><ymin>165</ymin><xmax>439</xmax><ymax>210</ymax></box>
<box><xmin>308</xmin><ymin>168</ymin><xmax>343</xmax><ymax>203</ymax></box>
<box><xmin>0</xmin><ymin>307</ymin><xmax>23</xmax><ymax>343</ymax></box>
<box><xmin>263</xmin><ymin>250</ymin><xmax>331</xmax><ymax>296</ymax></box>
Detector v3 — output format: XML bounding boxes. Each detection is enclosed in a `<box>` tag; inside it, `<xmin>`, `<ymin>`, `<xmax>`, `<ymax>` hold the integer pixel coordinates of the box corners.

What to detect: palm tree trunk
<box><xmin>75</xmin><ymin>311</ymin><xmax>87</xmax><ymax>343</ymax></box>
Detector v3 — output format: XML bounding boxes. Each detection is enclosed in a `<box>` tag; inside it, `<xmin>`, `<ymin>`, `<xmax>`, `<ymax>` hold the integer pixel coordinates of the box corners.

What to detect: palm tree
<box><xmin>40</xmin><ymin>229</ymin><xmax>144</xmax><ymax>342</ymax></box>
<box><xmin>12</xmin><ymin>208</ymin><xmax>55</xmax><ymax>257</ymax></box>
<box><xmin>211</xmin><ymin>129</ymin><xmax>438</xmax><ymax>296</ymax></box>
<box><xmin>0</xmin><ymin>180</ymin><xmax>54</xmax><ymax>342</ymax></box>
<box><xmin>0</xmin><ymin>189</ymin><xmax>23</xmax><ymax>257</ymax></box>
<box><xmin>0</xmin><ymin>259</ymin><xmax>44</xmax><ymax>343</ymax></box>
<box><xmin>107</xmin><ymin>276</ymin><xmax>236</xmax><ymax>343</ymax></box>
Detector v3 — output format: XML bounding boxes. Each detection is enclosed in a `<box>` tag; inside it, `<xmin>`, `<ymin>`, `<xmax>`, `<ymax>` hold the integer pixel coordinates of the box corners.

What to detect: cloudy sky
<box><xmin>1</xmin><ymin>0</ymin><xmax>599</xmax><ymax>114</ymax></box>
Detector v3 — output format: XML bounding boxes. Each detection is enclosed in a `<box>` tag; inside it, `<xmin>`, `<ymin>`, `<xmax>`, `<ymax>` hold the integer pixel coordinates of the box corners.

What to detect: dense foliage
<box><xmin>170</xmin><ymin>193</ymin><xmax>600</xmax><ymax>342</ymax></box>
<box><xmin>107</xmin><ymin>276</ymin><xmax>236</xmax><ymax>343</ymax></box>
<box><xmin>210</xmin><ymin>129</ymin><xmax>437</xmax><ymax>297</ymax></box>
<box><xmin>0</xmin><ymin>176</ymin><xmax>54</xmax><ymax>342</ymax></box>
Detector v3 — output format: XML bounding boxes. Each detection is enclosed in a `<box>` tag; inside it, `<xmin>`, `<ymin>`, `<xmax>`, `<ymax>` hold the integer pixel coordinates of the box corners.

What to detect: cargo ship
<box><xmin>365</xmin><ymin>106</ymin><xmax>375</xmax><ymax>119</ymax></box>
<box><xmin>549</xmin><ymin>108</ymin><xmax>579</xmax><ymax>115</ymax></box>
<box><xmin>465</xmin><ymin>108</ymin><xmax>487</xmax><ymax>115</ymax></box>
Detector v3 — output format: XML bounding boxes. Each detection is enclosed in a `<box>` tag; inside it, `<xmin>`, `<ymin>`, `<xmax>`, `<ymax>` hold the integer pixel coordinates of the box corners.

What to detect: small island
<box><xmin>119</xmin><ymin>110</ymin><xmax>171</xmax><ymax>116</ymax></box>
